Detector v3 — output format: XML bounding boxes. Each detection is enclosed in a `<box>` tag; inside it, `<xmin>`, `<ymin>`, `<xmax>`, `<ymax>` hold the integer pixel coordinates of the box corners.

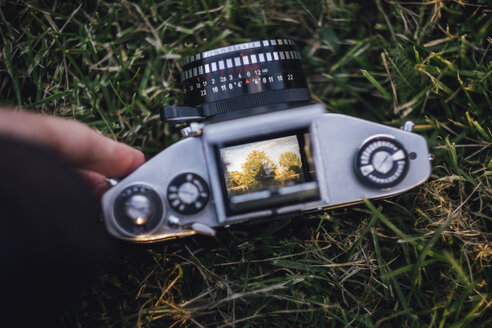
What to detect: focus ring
<box><xmin>179</xmin><ymin>39</ymin><xmax>310</xmax><ymax>109</ymax></box>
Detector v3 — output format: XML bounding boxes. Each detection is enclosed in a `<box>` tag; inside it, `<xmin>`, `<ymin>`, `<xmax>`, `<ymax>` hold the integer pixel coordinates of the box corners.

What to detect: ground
<box><xmin>1</xmin><ymin>0</ymin><xmax>491</xmax><ymax>327</ymax></box>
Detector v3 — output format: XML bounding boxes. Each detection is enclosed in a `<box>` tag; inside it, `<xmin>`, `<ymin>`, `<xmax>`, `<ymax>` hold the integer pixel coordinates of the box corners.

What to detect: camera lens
<box><xmin>164</xmin><ymin>39</ymin><xmax>311</xmax><ymax>123</ymax></box>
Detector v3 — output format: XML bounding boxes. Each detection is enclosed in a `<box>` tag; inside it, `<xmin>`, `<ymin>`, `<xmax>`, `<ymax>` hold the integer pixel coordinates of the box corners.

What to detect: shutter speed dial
<box><xmin>167</xmin><ymin>173</ymin><xmax>210</xmax><ymax>214</ymax></box>
<box><xmin>355</xmin><ymin>136</ymin><xmax>409</xmax><ymax>188</ymax></box>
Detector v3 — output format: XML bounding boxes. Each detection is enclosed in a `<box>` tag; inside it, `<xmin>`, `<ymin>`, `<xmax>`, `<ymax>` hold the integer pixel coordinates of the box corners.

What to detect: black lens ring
<box><xmin>173</xmin><ymin>39</ymin><xmax>311</xmax><ymax>121</ymax></box>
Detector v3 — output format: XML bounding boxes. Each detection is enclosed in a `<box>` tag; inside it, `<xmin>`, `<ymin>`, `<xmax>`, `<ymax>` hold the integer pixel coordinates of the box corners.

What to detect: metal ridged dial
<box><xmin>354</xmin><ymin>136</ymin><xmax>409</xmax><ymax>188</ymax></box>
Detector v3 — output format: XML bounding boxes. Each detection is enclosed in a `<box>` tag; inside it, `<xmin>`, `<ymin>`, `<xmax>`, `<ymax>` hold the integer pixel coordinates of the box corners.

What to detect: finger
<box><xmin>45</xmin><ymin>119</ymin><xmax>146</xmax><ymax>178</ymax></box>
<box><xmin>76</xmin><ymin>169</ymin><xmax>110</xmax><ymax>198</ymax></box>
<box><xmin>0</xmin><ymin>109</ymin><xmax>145</xmax><ymax>177</ymax></box>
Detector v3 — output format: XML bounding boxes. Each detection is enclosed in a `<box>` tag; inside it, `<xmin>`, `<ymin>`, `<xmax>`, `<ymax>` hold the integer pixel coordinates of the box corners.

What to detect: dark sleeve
<box><xmin>0</xmin><ymin>135</ymin><xmax>117</xmax><ymax>326</ymax></box>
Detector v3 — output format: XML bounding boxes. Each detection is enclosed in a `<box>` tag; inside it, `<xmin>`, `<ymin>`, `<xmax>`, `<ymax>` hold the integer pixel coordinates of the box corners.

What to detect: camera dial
<box><xmin>163</xmin><ymin>39</ymin><xmax>311</xmax><ymax>123</ymax></box>
<box><xmin>124</xmin><ymin>194</ymin><xmax>152</xmax><ymax>225</ymax></box>
<box><xmin>354</xmin><ymin>136</ymin><xmax>409</xmax><ymax>188</ymax></box>
<box><xmin>167</xmin><ymin>173</ymin><xmax>210</xmax><ymax>215</ymax></box>
<box><xmin>113</xmin><ymin>185</ymin><xmax>164</xmax><ymax>236</ymax></box>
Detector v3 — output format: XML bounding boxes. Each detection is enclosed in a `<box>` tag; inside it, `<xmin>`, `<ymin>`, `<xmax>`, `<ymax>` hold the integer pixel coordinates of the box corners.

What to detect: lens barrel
<box><xmin>163</xmin><ymin>39</ymin><xmax>311</xmax><ymax>123</ymax></box>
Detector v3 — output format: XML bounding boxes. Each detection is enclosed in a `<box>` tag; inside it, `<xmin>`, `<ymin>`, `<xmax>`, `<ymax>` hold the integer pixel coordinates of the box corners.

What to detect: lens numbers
<box><xmin>190</xmin><ymin>71</ymin><xmax>296</xmax><ymax>96</ymax></box>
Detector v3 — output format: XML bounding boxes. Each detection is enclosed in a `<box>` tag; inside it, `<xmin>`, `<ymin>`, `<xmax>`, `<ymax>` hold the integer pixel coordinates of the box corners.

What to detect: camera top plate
<box><xmin>103</xmin><ymin>104</ymin><xmax>431</xmax><ymax>242</ymax></box>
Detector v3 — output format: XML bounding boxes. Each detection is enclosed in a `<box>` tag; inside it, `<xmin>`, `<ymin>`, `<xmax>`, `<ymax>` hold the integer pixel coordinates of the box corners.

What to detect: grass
<box><xmin>1</xmin><ymin>0</ymin><xmax>491</xmax><ymax>326</ymax></box>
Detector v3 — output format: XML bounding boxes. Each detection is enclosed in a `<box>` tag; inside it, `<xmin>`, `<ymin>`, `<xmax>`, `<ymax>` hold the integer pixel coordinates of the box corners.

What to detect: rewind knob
<box><xmin>354</xmin><ymin>136</ymin><xmax>409</xmax><ymax>188</ymax></box>
<box><xmin>113</xmin><ymin>185</ymin><xmax>164</xmax><ymax>236</ymax></box>
<box><xmin>167</xmin><ymin>173</ymin><xmax>210</xmax><ymax>214</ymax></box>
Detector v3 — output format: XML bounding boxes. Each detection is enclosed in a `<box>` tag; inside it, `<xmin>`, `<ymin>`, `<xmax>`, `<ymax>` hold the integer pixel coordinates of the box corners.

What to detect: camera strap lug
<box><xmin>401</xmin><ymin>121</ymin><xmax>415</xmax><ymax>132</ymax></box>
<box><xmin>105</xmin><ymin>178</ymin><xmax>119</xmax><ymax>187</ymax></box>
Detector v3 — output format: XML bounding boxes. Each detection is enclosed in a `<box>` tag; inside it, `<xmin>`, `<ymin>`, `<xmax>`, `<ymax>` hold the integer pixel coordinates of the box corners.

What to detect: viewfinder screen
<box><xmin>220</xmin><ymin>135</ymin><xmax>308</xmax><ymax>199</ymax></box>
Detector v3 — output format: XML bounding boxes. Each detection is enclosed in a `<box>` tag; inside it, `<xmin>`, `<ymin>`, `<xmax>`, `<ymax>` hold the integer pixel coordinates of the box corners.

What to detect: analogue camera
<box><xmin>102</xmin><ymin>39</ymin><xmax>431</xmax><ymax>242</ymax></box>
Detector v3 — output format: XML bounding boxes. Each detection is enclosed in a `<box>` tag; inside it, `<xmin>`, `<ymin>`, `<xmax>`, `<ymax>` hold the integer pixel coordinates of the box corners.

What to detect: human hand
<box><xmin>0</xmin><ymin>108</ymin><xmax>145</xmax><ymax>196</ymax></box>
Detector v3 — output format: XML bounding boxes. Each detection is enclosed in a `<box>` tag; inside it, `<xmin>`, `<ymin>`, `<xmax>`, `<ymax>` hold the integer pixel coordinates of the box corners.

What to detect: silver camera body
<box><xmin>102</xmin><ymin>104</ymin><xmax>431</xmax><ymax>242</ymax></box>
<box><xmin>101</xmin><ymin>39</ymin><xmax>431</xmax><ymax>242</ymax></box>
